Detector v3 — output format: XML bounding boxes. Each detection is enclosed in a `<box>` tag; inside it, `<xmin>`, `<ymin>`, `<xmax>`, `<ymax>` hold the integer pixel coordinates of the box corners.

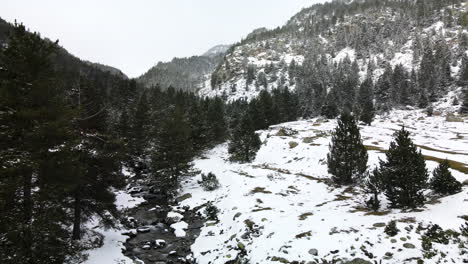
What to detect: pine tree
<box><xmin>246</xmin><ymin>64</ymin><xmax>256</xmax><ymax>86</ymax></box>
<box><xmin>228</xmin><ymin>112</ymin><xmax>261</xmax><ymax>163</ymax></box>
<box><xmin>131</xmin><ymin>91</ymin><xmax>150</xmax><ymax>173</ymax></box>
<box><xmin>379</xmin><ymin>127</ymin><xmax>428</xmax><ymax>208</ymax></box>
<box><xmin>365</xmin><ymin>168</ymin><xmax>383</xmax><ymax>211</ymax></box>
<box><xmin>321</xmin><ymin>90</ymin><xmax>339</xmax><ymax>119</ymax></box>
<box><xmin>357</xmin><ymin>78</ymin><xmax>375</xmax><ymax>125</ymax></box>
<box><xmin>430</xmin><ymin>160</ymin><xmax>462</xmax><ymax>195</ymax></box>
<box><xmin>461</xmin><ymin>88</ymin><xmax>468</xmax><ymax>114</ymax></box>
<box><xmin>0</xmin><ymin>23</ymin><xmax>77</xmax><ymax>263</ymax></box>
<box><xmin>207</xmin><ymin>96</ymin><xmax>227</xmax><ymax>143</ymax></box>
<box><xmin>151</xmin><ymin>105</ymin><xmax>193</xmax><ymax>197</ymax></box>
<box><xmin>327</xmin><ymin>112</ymin><xmax>368</xmax><ymax>185</ymax></box>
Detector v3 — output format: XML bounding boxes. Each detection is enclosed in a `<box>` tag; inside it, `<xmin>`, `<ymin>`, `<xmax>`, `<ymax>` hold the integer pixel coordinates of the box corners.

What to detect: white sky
<box><xmin>1</xmin><ymin>0</ymin><xmax>327</xmax><ymax>78</ymax></box>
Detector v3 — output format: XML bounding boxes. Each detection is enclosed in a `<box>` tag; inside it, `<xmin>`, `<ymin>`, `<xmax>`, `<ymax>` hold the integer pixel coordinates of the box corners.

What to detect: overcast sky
<box><xmin>2</xmin><ymin>0</ymin><xmax>327</xmax><ymax>78</ymax></box>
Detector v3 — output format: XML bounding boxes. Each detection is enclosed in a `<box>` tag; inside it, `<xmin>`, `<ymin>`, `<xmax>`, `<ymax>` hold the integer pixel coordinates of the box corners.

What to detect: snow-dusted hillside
<box><xmin>176</xmin><ymin>107</ymin><xmax>468</xmax><ymax>263</ymax></box>
<box><xmin>202</xmin><ymin>1</ymin><xmax>468</xmax><ymax>102</ymax></box>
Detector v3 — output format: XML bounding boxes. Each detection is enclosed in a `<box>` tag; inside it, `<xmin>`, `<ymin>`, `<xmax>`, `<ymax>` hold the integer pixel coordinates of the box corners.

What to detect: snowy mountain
<box><xmin>203</xmin><ymin>44</ymin><xmax>231</xmax><ymax>58</ymax></box>
<box><xmin>202</xmin><ymin>0</ymin><xmax>468</xmax><ymax>105</ymax></box>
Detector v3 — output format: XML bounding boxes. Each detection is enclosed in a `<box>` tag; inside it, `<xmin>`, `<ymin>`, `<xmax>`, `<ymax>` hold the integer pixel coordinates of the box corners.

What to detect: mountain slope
<box><xmin>0</xmin><ymin>17</ymin><xmax>128</xmax><ymax>79</ymax></box>
<box><xmin>202</xmin><ymin>0</ymin><xmax>468</xmax><ymax>107</ymax></box>
<box><xmin>137</xmin><ymin>45</ymin><xmax>230</xmax><ymax>91</ymax></box>
<box><xmin>178</xmin><ymin>105</ymin><xmax>468</xmax><ymax>264</ymax></box>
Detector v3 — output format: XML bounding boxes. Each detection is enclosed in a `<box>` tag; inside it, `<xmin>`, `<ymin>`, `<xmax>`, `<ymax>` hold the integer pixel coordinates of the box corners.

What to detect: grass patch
<box><xmin>364</xmin><ymin>145</ymin><xmax>468</xmax><ymax>174</ymax></box>
<box><xmin>422</xmin><ymin>155</ymin><xmax>468</xmax><ymax>174</ymax></box>
<box><xmin>334</xmin><ymin>194</ymin><xmax>352</xmax><ymax>201</ymax></box>
<box><xmin>398</xmin><ymin>217</ymin><xmax>417</xmax><ymax>223</ymax></box>
<box><xmin>365</xmin><ymin>211</ymin><xmax>391</xmax><ymax>216</ymax></box>
<box><xmin>295</xmin><ymin>231</ymin><xmax>313</xmax><ymax>239</ymax></box>
<box><xmin>415</xmin><ymin>144</ymin><xmax>468</xmax><ymax>156</ymax></box>
<box><xmin>270</xmin><ymin>256</ymin><xmax>290</xmax><ymax>263</ymax></box>
<box><xmin>299</xmin><ymin>212</ymin><xmax>313</xmax><ymax>220</ymax></box>
<box><xmin>250</xmin><ymin>187</ymin><xmax>272</xmax><ymax>194</ymax></box>
<box><xmin>295</xmin><ymin>172</ymin><xmax>332</xmax><ymax>185</ymax></box>
<box><xmin>232</xmin><ymin>170</ymin><xmax>255</xmax><ymax>178</ymax></box>
<box><xmin>176</xmin><ymin>193</ymin><xmax>192</xmax><ymax>203</ymax></box>
<box><xmin>351</xmin><ymin>206</ymin><xmax>391</xmax><ymax>216</ymax></box>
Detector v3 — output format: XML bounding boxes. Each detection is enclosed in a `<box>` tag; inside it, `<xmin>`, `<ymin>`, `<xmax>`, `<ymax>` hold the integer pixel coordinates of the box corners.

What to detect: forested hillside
<box><xmin>205</xmin><ymin>0</ymin><xmax>468</xmax><ymax>117</ymax></box>
<box><xmin>137</xmin><ymin>45</ymin><xmax>229</xmax><ymax>92</ymax></box>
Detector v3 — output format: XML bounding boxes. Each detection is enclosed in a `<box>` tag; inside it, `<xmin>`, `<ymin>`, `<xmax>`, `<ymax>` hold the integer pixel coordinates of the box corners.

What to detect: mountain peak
<box><xmin>202</xmin><ymin>44</ymin><xmax>231</xmax><ymax>57</ymax></box>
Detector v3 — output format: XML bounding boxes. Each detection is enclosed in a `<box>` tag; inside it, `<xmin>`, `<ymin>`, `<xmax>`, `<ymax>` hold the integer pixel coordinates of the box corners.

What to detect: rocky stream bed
<box><xmin>121</xmin><ymin>182</ymin><xmax>205</xmax><ymax>264</ymax></box>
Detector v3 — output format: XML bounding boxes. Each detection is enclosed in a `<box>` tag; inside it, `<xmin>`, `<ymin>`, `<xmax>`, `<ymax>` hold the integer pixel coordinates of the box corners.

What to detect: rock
<box><xmin>137</xmin><ymin>226</ymin><xmax>151</xmax><ymax>233</ymax></box>
<box><xmin>403</xmin><ymin>243</ymin><xmax>416</xmax><ymax>249</ymax></box>
<box><xmin>289</xmin><ymin>141</ymin><xmax>299</xmax><ymax>149</ymax></box>
<box><xmin>122</xmin><ymin>229</ymin><xmax>138</xmax><ymax>238</ymax></box>
<box><xmin>154</xmin><ymin>239</ymin><xmax>166</xmax><ymax>249</ymax></box>
<box><xmin>445</xmin><ymin>114</ymin><xmax>463</xmax><ymax>122</ymax></box>
<box><xmin>128</xmin><ymin>187</ymin><xmax>143</xmax><ymax>194</ymax></box>
<box><xmin>330</xmin><ymin>249</ymin><xmax>339</xmax><ymax>254</ymax></box>
<box><xmin>308</xmin><ymin>248</ymin><xmax>318</xmax><ymax>256</ymax></box>
<box><xmin>142</xmin><ymin>244</ymin><xmax>151</xmax><ymax>250</ymax></box>
<box><xmin>343</xmin><ymin>258</ymin><xmax>372</xmax><ymax>264</ymax></box>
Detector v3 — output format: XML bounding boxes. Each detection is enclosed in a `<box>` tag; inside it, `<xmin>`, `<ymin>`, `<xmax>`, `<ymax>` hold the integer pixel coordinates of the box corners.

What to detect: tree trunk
<box><xmin>72</xmin><ymin>191</ymin><xmax>82</xmax><ymax>240</ymax></box>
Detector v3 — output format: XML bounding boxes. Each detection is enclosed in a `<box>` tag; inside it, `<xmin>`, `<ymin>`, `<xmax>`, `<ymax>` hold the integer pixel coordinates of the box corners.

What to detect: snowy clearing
<box><xmin>179</xmin><ymin>109</ymin><xmax>468</xmax><ymax>264</ymax></box>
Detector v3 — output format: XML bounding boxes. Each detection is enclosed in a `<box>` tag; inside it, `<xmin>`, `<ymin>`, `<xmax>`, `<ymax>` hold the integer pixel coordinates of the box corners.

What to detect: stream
<box><xmin>121</xmin><ymin>180</ymin><xmax>205</xmax><ymax>264</ymax></box>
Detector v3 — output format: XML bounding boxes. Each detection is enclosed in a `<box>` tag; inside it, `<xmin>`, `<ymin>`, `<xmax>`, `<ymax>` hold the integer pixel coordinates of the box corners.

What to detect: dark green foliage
<box><xmin>460</xmin><ymin>88</ymin><xmax>468</xmax><ymax>114</ymax></box>
<box><xmin>228</xmin><ymin>112</ymin><xmax>262</xmax><ymax>163</ymax></box>
<box><xmin>461</xmin><ymin>222</ymin><xmax>468</xmax><ymax>237</ymax></box>
<box><xmin>200</xmin><ymin>172</ymin><xmax>220</xmax><ymax>191</ymax></box>
<box><xmin>423</xmin><ymin>224</ymin><xmax>451</xmax><ymax>245</ymax></box>
<box><xmin>327</xmin><ymin>113</ymin><xmax>368</xmax><ymax>185</ymax></box>
<box><xmin>357</xmin><ymin>78</ymin><xmax>375</xmax><ymax>125</ymax></box>
<box><xmin>430</xmin><ymin>160</ymin><xmax>462</xmax><ymax>195</ymax></box>
<box><xmin>384</xmin><ymin>220</ymin><xmax>399</xmax><ymax>237</ymax></box>
<box><xmin>151</xmin><ymin>105</ymin><xmax>193</xmax><ymax>196</ymax></box>
<box><xmin>204</xmin><ymin>202</ymin><xmax>220</xmax><ymax>221</ymax></box>
<box><xmin>378</xmin><ymin>127</ymin><xmax>428</xmax><ymax>208</ymax></box>
<box><xmin>365</xmin><ymin>168</ymin><xmax>383</xmax><ymax>211</ymax></box>
<box><xmin>0</xmin><ymin>23</ymin><xmax>77</xmax><ymax>263</ymax></box>
<box><xmin>246</xmin><ymin>64</ymin><xmax>256</xmax><ymax>86</ymax></box>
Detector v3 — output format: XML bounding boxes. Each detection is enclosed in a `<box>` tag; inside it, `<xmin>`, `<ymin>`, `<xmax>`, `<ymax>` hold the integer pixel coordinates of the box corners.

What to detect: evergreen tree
<box><xmin>430</xmin><ymin>160</ymin><xmax>462</xmax><ymax>195</ymax></box>
<box><xmin>365</xmin><ymin>168</ymin><xmax>383</xmax><ymax>211</ymax></box>
<box><xmin>0</xmin><ymin>23</ymin><xmax>77</xmax><ymax>263</ymax></box>
<box><xmin>131</xmin><ymin>91</ymin><xmax>150</xmax><ymax>173</ymax></box>
<box><xmin>321</xmin><ymin>90</ymin><xmax>339</xmax><ymax>119</ymax></box>
<box><xmin>461</xmin><ymin>88</ymin><xmax>468</xmax><ymax>114</ymax></box>
<box><xmin>327</xmin><ymin>112</ymin><xmax>368</xmax><ymax>185</ymax></box>
<box><xmin>207</xmin><ymin>97</ymin><xmax>227</xmax><ymax>143</ymax></box>
<box><xmin>357</xmin><ymin>78</ymin><xmax>375</xmax><ymax>125</ymax></box>
<box><xmin>379</xmin><ymin>127</ymin><xmax>428</xmax><ymax>208</ymax></box>
<box><xmin>246</xmin><ymin>64</ymin><xmax>256</xmax><ymax>86</ymax></box>
<box><xmin>228</xmin><ymin>112</ymin><xmax>261</xmax><ymax>163</ymax></box>
<box><xmin>151</xmin><ymin>105</ymin><xmax>193</xmax><ymax>197</ymax></box>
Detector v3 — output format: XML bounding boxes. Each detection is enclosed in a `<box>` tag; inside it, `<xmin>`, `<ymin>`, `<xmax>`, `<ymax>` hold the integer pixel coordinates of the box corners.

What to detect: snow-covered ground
<box><xmin>83</xmin><ymin>188</ymin><xmax>145</xmax><ymax>264</ymax></box>
<box><xmin>179</xmin><ymin>108</ymin><xmax>468</xmax><ymax>264</ymax></box>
